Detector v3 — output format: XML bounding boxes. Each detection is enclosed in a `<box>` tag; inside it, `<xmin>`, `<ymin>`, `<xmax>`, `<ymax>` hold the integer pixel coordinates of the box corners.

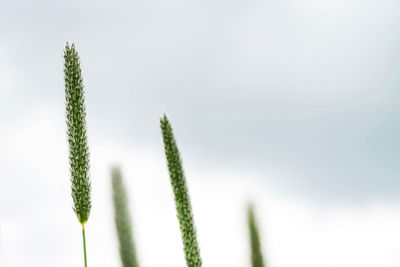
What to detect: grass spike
<box><xmin>64</xmin><ymin>42</ymin><xmax>91</xmax><ymax>267</ymax></box>
<box><xmin>112</xmin><ymin>167</ymin><xmax>140</xmax><ymax>267</ymax></box>
<box><xmin>248</xmin><ymin>204</ymin><xmax>266</xmax><ymax>267</ymax></box>
<box><xmin>160</xmin><ymin>114</ymin><xmax>202</xmax><ymax>267</ymax></box>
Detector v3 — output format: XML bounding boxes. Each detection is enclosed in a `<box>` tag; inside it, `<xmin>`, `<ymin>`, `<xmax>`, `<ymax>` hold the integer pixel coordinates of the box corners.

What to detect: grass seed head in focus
<box><xmin>160</xmin><ymin>114</ymin><xmax>202</xmax><ymax>267</ymax></box>
<box><xmin>64</xmin><ymin>43</ymin><xmax>92</xmax><ymax>225</ymax></box>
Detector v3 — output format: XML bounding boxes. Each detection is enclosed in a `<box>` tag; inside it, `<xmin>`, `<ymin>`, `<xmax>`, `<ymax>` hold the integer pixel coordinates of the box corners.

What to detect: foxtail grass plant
<box><xmin>112</xmin><ymin>167</ymin><xmax>140</xmax><ymax>267</ymax></box>
<box><xmin>248</xmin><ymin>204</ymin><xmax>266</xmax><ymax>267</ymax></box>
<box><xmin>160</xmin><ymin>115</ymin><xmax>202</xmax><ymax>267</ymax></box>
<box><xmin>64</xmin><ymin>43</ymin><xmax>92</xmax><ymax>267</ymax></box>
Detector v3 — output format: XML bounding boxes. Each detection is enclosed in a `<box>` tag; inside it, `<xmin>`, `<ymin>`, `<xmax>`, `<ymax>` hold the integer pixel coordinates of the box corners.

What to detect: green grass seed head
<box><xmin>112</xmin><ymin>166</ymin><xmax>140</xmax><ymax>267</ymax></box>
<box><xmin>160</xmin><ymin>114</ymin><xmax>202</xmax><ymax>267</ymax></box>
<box><xmin>248</xmin><ymin>204</ymin><xmax>266</xmax><ymax>267</ymax></box>
<box><xmin>64</xmin><ymin>43</ymin><xmax>92</xmax><ymax>225</ymax></box>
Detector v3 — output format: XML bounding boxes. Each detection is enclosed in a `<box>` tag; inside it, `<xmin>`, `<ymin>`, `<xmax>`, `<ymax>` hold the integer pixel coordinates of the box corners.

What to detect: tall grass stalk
<box><xmin>160</xmin><ymin>114</ymin><xmax>202</xmax><ymax>267</ymax></box>
<box><xmin>112</xmin><ymin>167</ymin><xmax>140</xmax><ymax>267</ymax></box>
<box><xmin>248</xmin><ymin>204</ymin><xmax>266</xmax><ymax>267</ymax></box>
<box><xmin>64</xmin><ymin>43</ymin><xmax>92</xmax><ymax>267</ymax></box>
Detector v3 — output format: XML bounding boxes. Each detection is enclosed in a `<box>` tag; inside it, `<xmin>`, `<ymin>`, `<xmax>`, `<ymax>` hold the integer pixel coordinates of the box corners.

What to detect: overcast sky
<box><xmin>1</xmin><ymin>0</ymin><xmax>400</xmax><ymax>266</ymax></box>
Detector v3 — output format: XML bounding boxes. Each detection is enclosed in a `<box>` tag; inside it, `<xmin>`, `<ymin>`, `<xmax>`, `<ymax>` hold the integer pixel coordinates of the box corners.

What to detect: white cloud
<box><xmin>1</xmin><ymin>0</ymin><xmax>400</xmax><ymax>201</ymax></box>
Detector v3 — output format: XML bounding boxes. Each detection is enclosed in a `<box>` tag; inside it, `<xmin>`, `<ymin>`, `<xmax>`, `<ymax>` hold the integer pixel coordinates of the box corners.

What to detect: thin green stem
<box><xmin>82</xmin><ymin>224</ymin><xmax>88</xmax><ymax>267</ymax></box>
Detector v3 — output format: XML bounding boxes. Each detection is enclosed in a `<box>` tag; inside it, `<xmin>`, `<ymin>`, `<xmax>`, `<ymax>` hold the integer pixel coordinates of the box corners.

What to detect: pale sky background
<box><xmin>1</xmin><ymin>0</ymin><xmax>400</xmax><ymax>266</ymax></box>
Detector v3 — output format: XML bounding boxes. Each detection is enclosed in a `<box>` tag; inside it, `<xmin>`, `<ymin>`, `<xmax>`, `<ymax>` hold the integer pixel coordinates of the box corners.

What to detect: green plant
<box><xmin>160</xmin><ymin>114</ymin><xmax>202</xmax><ymax>267</ymax></box>
<box><xmin>112</xmin><ymin>167</ymin><xmax>140</xmax><ymax>267</ymax></box>
<box><xmin>247</xmin><ymin>204</ymin><xmax>266</xmax><ymax>267</ymax></box>
<box><xmin>64</xmin><ymin>43</ymin><xmax>92</xmax><ymax>267</ymax></box>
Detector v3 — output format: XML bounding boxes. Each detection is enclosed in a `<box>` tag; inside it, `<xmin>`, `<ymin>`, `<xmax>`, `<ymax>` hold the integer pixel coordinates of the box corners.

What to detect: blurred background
<box><xmin>1</xmin><ymin>0</ymin><xmax>400</xmax><ymax>266</ymax></box>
